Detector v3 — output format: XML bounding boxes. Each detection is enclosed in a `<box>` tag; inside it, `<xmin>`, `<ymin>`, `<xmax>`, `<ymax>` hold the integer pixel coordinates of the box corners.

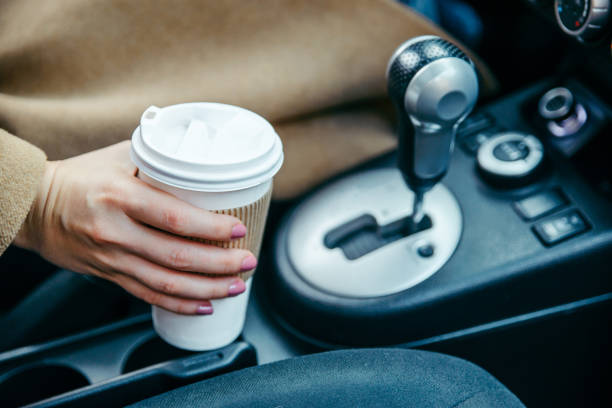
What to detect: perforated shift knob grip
<box><xmin>387</xmin><ymin>37</ymin><xmax>471</xmax><ymax>101</ymax></box>
<box><xmin>387</xmin><ymin>36</ymin><xmax>478</xmax><ymax>193</ymax></box>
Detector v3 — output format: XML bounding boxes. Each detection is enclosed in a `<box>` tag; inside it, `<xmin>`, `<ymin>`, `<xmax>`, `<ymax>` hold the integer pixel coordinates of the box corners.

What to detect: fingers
<box><xmin>121</xmin><ymin>178</ymin><xmax>246</xmax><ymax>241</ymax></box>
<box><xmin>117</xmin><ymin>220</ymin><xmax>257</xmax><ymax>274</ymax></box>
<box><xmin>112</xmin><ymin>252</ymin><xmax>247</xmax><ymax>300</ymax></box>
<box><xmin>112</xmin><ymin>273</ymin><xmax>216</xmax><ymax>315</ymax></box>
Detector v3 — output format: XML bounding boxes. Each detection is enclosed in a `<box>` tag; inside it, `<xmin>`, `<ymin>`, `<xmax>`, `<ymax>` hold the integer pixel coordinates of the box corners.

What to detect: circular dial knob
<box><xmin>537</xmin><ymin>87</ymin><xmax>588</xmax><ymax>137</ymax></box>
<box><xmin>538</xmin><ymin>87</ymin><xmax>575</xmax><ymax>121</ymax></box>
<box><xmin>477</xmin><ymin>132</ymin><xmax>544</xmax><ymax>187</ymax></box>
<box><xmin>555</xmin><ymin>0</ymin><xmax>610</xmax><ymax>41</ymax></box>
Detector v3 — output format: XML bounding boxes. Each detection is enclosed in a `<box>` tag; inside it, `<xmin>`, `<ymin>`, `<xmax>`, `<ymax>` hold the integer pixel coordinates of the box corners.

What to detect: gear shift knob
<box><xmin>387</xmin><ymin>36</ymin><xmax>478</xmax><ymax>222</ymax></box>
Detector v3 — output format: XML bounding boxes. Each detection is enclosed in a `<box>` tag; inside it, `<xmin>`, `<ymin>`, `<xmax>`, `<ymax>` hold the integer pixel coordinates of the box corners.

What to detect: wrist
<box><xmin>14</xmin><ymin>160</ymin><xmax>59</xmax><ymax>251</ymax></box>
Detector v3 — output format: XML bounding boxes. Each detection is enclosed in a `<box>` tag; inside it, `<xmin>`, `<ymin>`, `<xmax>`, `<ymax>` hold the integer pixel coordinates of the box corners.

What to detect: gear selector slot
<box><xmin>286</xmin><ymin>168</ymin><xmax>462</xmax><ymax>297</ymax></box>
<box><xmin>324</xmin><ymin>214</ymin><xmax>432</xmax><ymax>260</ymax></box>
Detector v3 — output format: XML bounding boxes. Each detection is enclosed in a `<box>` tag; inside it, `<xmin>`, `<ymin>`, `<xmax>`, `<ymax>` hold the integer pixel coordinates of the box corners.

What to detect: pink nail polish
<box><xmin>231</xmin><ymin>224</ymin><xmax>247</xmax><ymax>239</ymax></box>
<box><xmin>196</xmin><ymin>304</ymin><xmax>213</xmax><ymax>315</ymax></box>
<box><xmin>240</xmin><ymin>255</ymin><xmax>257</xmax><ymax>271</ymax></box>
<box><xmin>228</xmin><ymin>279</ymin><xmax>246</xmax><ymax>296</ymax></box>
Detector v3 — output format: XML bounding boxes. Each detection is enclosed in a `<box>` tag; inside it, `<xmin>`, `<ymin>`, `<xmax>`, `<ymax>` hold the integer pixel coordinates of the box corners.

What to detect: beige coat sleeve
<box><xmin>0</xmin><ymin>129</ymin><xmax>46</xmax><ymax>254</ymax></box>
<box><xmin>0</xmin><ymin>0</ymin><xmax>498</xmax><ymax>202</ymax></box>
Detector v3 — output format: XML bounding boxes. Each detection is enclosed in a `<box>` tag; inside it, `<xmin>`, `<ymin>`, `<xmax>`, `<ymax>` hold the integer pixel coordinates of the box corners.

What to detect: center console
<box><xmin>266</xmin><ymin>77</ymin><xmax>612</xmax><ymax>347</ymax></box>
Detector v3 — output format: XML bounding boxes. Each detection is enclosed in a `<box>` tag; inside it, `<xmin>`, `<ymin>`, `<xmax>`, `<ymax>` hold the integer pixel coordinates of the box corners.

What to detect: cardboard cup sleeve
<box><xmin>192</xmin><ymin>185</ymin><xmax>273</xmax><ymax>281</ymax></box>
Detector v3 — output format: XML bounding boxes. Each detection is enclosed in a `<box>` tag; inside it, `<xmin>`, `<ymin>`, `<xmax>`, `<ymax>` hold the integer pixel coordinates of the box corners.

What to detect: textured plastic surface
<box><xmin>0</xmin><ymin>315</ymin><xmax>256</xmax><ymax>407</ymax></box>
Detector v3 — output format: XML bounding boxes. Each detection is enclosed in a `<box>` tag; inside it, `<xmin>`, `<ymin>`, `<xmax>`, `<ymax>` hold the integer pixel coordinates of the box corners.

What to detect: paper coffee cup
<box><xmin>130</xmin><ymin>103</ymin><xmax>282</xmax><ymax>350</ymax></box>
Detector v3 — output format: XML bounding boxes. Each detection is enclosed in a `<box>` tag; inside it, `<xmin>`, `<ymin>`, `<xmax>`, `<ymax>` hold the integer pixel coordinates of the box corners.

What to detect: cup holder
<box><xmin>0</xmin><ymin>363</ymin><xmax>90</xmax><ymax>407</ymax></box>
<box><xmin>122</xmin><ymin>336</ymin><xmax>195</xmax><ymax>373</ymax></box>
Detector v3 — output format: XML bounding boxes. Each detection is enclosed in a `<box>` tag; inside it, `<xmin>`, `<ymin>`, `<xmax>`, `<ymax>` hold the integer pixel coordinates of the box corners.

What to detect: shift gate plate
<box><xmin>285</xmin><ymin>168</ymin><xmax>463</xmax><ymax>298</ymax></box>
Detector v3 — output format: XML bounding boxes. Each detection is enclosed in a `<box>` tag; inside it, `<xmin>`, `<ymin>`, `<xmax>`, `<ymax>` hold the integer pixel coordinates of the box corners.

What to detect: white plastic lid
<box><xmin>130</xmin><ymin>103</ymin><xmax>283</xmax><ymax>191</ymax></box>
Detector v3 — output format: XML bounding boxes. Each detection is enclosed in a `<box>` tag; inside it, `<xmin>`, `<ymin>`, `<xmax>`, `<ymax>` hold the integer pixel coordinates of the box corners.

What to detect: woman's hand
<box><xmin>14</xmin><ymin>141</ymin><xmax>257</xmax><ymax>315</ymax></box>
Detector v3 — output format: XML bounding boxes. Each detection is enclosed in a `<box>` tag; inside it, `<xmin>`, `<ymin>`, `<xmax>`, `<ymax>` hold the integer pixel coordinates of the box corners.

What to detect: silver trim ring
<box><xmin>538</xmin><ymin>87</ymin><xmax>574</xmax><ymax>120</ymax></box>
<box><xmin>477</xmin><ymin>132</ymin><xmax>544</xmax><ymax>178</ymax></box>
<box><xmin>554</xmin><ymin>0</ymin><xmax>610</xmax><ymax>40</ymax></box>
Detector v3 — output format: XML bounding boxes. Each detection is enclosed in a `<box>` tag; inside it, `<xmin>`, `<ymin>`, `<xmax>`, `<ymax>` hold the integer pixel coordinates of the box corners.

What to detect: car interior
<box><xmin>0</xmin><ymin>0</ymin><xmax>610</xmax><ymax>407</ymax></box>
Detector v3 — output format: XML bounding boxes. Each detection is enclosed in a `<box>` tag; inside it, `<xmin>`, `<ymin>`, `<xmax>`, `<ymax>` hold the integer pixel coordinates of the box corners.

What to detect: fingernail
<box><xmin>228</xmin><ymin>279</ymin><xmax>246</xmax><ymax>296</ymax></box>
<box><xmin>240</xmin><ymin>255</ymin><xmax>257</xmax><ymax>271</ymax></box>
<box><xmin>196</xmin><ymin>304</ymin><xmax>213</xmax><ymax>315</ymax></box>
<box><xmin>231</xmin><ymin>224</ymin><xmax>247</xmax><ymax>239</ymax></box>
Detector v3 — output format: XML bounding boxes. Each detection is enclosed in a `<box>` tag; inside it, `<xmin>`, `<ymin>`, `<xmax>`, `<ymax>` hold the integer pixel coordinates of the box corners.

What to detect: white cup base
<box><xmin>152</xmin><ymin>279</ymin><xmax>253</xmax><ymax>351</ymax></box>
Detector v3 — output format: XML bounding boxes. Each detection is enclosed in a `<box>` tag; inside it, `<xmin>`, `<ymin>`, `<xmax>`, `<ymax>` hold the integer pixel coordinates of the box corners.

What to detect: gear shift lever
<box><xmin>387</xmin><ymin>36</ymin><xmax>478</xmax><ymax>224</ymax></box>
<box><xmin>278</xmin><ymin>36</ymin><xmax>472</xmax><ymax>298</ymax></box>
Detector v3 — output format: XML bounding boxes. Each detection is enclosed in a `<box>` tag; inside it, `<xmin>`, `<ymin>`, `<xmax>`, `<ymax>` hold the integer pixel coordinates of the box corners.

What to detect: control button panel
<box><xmin>532</xmin><ymin>210</ymin><xmax>589</xmax><ymax>246</ymax></box>
<box><xmin>513</xmin><ymin>188</ymin><xmax>569</xmax><ymax>221</ymax></box>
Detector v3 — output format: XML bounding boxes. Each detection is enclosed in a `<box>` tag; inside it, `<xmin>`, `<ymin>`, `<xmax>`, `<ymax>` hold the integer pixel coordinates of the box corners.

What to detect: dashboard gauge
<box><xmin>555</xmin><ymin>0</ymin><xmax>610</xmax><ymax>41</ymax></box>
<box><xmin>557</xmin><ymin>0</ymin><xmax>590</xmax><ymax>32</ymax></box>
